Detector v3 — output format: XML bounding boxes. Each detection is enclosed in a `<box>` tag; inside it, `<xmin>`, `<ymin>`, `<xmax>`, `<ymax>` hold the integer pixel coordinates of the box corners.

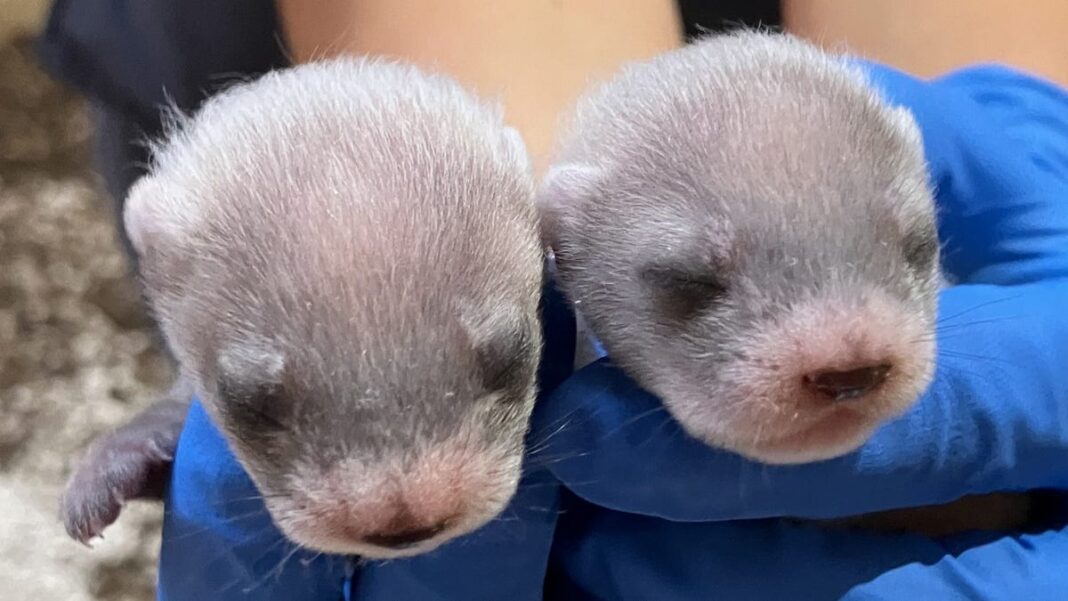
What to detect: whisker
<box><xmin>211</xmin><ymin>493</ymin><xmax>290</xmax><ymax>507</ymax></box>
<box><xmin>935</xmin><ymin>293</ymin><xmax>1023</xmax><ymax>325</ymax></box>
<box><xmin>160</xmin><ymin>508</ymin><xmax>273</xmax><ymax>543</ymax></box>
<box><xmin>928</xmin><ymin>361</ymin><xmax>994</xmax><ymax>382</ymax></box>
<box><xmin>526</xmin><ymin>416</ymin><xmax>577</xmax><ymax>457</ymax></box>
<box><xmin>932</xmin><ymin>315</ymin><xmax>1022</xmax><ymax>332</ymax></box>
<box><xmin>526</xmin><ymin>450</ymin><xmax>591</xmax><ymax>468</ymax></box>
<box><xmin>167</xmin><ymin>526</ymin><xmax>288</xmax><ymax>595</ymax></box>
<box><xmin>225</xmin><ymin>536</ymin><xmax>290</xmax><ymax>594</ymax></box>
<box><xmin>936</xmin><ymin>349</ymin><xmax>1017</xmax><ymax>366</ymax></box>
<box><xmin>597</xmin><ymin>405</ymin><xmax>671</xmax><ymax>441</ymax></box>
<box><xmin>300</xmin><ymin>552</ymin><xmax>324</xmax><ymax>568</ymax></box>
<box><xmin>255</xmin><ymin>543</ymin><xmax>304</xmax><ymax>590</ymax></box>
<box><xmin>637</xmin><ymin>414</ymin><xmax>681</xmax><ymax>449</ymax></box>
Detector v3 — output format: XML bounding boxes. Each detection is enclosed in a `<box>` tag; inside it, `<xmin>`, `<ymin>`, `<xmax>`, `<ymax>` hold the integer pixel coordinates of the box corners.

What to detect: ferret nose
<box><xmin>804</xmin><ymin>364</ymin><xmax>891</xmax><ymax>402</ymax></box>
<box><xmin>362</xmin><ymin>521</ymin><xmax>450</xmax><ymax>549</ymax></box>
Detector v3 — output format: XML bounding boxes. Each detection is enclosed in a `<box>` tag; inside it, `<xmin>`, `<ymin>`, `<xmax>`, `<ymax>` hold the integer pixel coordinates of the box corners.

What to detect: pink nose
<box><xmin>300</xmin><ymin>444</ymin><xmax>503</xmax><ymax>552</ymax></box>
<box><xmin>804</xmin><ymin>364</ymin><xmax>892</xmax><ymax>402</ymax></box>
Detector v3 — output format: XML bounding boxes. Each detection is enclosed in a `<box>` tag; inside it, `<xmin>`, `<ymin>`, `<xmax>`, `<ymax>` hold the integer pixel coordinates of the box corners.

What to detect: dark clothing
<box><xmin>38</xmin><ymin>0</ymin><xmax>290</xmax><ymax>121</ymax></box>
<box><xmin>37</xmin><ymin>0</ymin><xmax>292</xmax><ymax>271</ymax></box>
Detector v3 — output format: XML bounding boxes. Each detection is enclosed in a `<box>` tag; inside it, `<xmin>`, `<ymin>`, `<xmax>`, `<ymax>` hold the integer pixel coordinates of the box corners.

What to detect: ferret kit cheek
<box><xmin>539</xmin><ymin>30</ymin><xmax>941</xmax><ymax>465</ymax></box>
<box><xmin>102</xmin><ymin>57</ymin><xmax>545</xmax><ymax>558</ymax></box>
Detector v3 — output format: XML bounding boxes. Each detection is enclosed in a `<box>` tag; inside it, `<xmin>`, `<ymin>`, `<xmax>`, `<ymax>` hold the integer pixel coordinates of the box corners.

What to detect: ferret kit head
<box><xmin>124</xmin><ymin>59</ymin><xmax>544</xmax><ymax>557</ymax></box>
<box><xmin>539</xmin><ymin>31</ymin><xmax>940</xmax><ymax>465</ymax></box>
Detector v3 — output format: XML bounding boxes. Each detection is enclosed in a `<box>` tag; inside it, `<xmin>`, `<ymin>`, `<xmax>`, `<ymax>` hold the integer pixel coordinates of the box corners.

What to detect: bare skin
<box><xmin>275</xmin><ymin>0</ymin><xmax>685</xmax><ymax>174</ymax></box>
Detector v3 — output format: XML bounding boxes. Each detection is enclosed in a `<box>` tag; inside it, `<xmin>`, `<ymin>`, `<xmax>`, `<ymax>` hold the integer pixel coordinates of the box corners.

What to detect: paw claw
<box><xmin>60</xmin><ymin>430</ymin><xmax>177</xmax><ymax>545</ymax></box>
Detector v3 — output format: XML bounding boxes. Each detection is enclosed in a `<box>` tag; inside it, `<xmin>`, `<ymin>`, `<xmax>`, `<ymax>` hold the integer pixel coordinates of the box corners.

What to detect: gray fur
<box><xmin>539</xmin><ymin>31</ymin><xmax>941</xmax><ymax>464</ymax></box>
<box><xmin>86</xmin><ymin>58</ymin><xmax>544</xmax><ymax>557</ymax></box>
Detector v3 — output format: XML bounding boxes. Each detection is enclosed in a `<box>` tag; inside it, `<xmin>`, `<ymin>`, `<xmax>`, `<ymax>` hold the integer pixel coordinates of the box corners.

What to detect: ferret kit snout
<box><xmin>538</xmin><ymin>31</ymin><xmax>942</xmax><ymax>466</ymax></box>
<box><xmin>65</xmin><ymin>58</ymin><xmax>545</xmax><ymax>558</ymax></box>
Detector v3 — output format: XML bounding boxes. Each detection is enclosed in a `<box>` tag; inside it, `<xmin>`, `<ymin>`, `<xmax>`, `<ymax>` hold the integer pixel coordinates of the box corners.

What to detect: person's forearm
<box><xmin>276</xmin><ymin>0</ymin><xmax>683</xmax><ymax>173</ymax></box>
<box><xmin>784</xmin><ymin>0</ymin><xmax>1068</xmax><ymax>87</ymax></box>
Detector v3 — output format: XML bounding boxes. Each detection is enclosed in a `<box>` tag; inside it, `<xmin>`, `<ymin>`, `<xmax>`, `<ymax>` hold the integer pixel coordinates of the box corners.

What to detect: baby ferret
<box><xmin>539</xmin><ymin>30</ymin><xmax>1033</xmax><ymax>535</ymax></box>
<box><xmin>541</xmin><ymin>30</ymin><xmax>938</xmax><ymax>465</ymax></box>
<box><xmin>61</xmin><ymin>57</ymin><xmax>545</xmax><ymax>559</ymax></box>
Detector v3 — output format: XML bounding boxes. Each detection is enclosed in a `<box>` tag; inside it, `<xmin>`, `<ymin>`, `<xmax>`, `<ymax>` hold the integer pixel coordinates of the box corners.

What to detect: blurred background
<box><xmin>1</xmin><ymin>0</ymin><xmax>1065</xmax><ymax>599</ymax></box>
<box><xmin>0</xmin><ymin>1</ymin><xmax>169</xmax><ymax>599</ymax></box>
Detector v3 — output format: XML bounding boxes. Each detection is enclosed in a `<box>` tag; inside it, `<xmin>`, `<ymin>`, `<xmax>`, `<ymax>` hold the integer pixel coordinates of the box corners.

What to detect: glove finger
<box><xmin>842</xmin><ymin>520</ymin><xmax>1068</xmax><ymax>601</ymax></box>
<box><xmin>859</xmin><ymin>63</ymin><xmax>1068</xmax><ymax>286</ymax></box>
<box><xmin>936</xmin><ymin>66</ymin><xmax>1068</xmax><ymax>187</ymax></box>
<box><xmin>549</xmin><ymin>503</ymin><xmax>1005</xmax><ymax>601</ymax></box>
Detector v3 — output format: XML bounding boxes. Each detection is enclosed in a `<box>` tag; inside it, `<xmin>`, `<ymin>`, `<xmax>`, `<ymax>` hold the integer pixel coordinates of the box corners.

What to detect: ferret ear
<box><xmin>123</xmin><ymin>174</ymin><xmax>177</xmax><ymax>259</ymax></box>
<box><xmin>888</xmin><ymin>105</ymin><xmax>924</xmax><ymax>151</ymax></box>
<box><xmin>460</xmin><ymin>302</ymin><xmax>540</xmax><ymax>394</ymax></box>
<box><xmin>535</xmin><ymin>163</ymin><xmax>603</xmax><ymax>250</ymax></box>
<box><xmin>218</xmin><ymin>341</ymin><xmax>285</xmax><ymax>382</ymax></box>
<box><xmin>501</xmin><ymin>126</ymin><xmax>531</xmax><ymax>166</ymax></box>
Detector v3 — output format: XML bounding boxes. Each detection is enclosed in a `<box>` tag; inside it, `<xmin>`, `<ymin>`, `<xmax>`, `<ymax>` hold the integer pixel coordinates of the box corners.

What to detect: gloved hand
<box><xmin>547</xmin><ymin>496</ymin><xmax>1068</xmax><ymax>601</ymax></box>
<box><xmin>534</xmin><ymin>62</ymin><xmax>1068</xmax><ymax>599</ymax></box>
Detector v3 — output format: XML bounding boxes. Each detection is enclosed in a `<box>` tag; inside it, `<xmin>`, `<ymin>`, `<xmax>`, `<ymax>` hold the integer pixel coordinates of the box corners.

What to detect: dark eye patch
<box><xmin>641</xmin><ymin>263</ymin><xmax>729</xmax><ymax>318</ymax></box>
<box><xmin>902</xmin><ymin>227</ymin><xmax>939</xmax><ymax>272</ymax></box>
<box><xmin>474</xmin><ymin>316</ymin><xmax>538</xmax><ymax>397</ymax></box>
<box><xmin>218</xmin><ymin>377</ymin><xmax>291</xmax><ymax>433</ymax></box>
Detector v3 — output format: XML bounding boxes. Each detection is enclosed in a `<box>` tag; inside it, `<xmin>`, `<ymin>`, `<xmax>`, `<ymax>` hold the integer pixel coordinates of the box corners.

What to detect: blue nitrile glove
<box><xmin>533</xmin><ymin>64</ymin><xmax>1068</xmax><ymax>599</ymax></box>
<box><xmin>546</xmin><ymin>495</ymin><xmax>1068</xmax><ymax>601</ymax></box>
<box><xmin>156</xmin><ymin>282</ymin><xmax>576</xmax><ymax>601</ymax></box>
